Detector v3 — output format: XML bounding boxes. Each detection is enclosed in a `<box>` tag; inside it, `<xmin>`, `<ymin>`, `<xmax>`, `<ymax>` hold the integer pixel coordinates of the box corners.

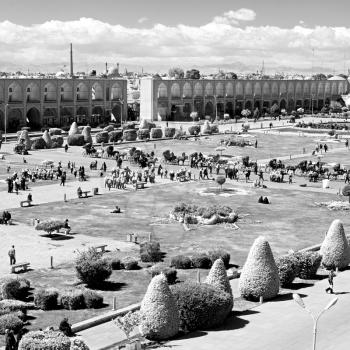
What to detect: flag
<box><xmin>111</xmin><ymin>113</ymin><xmax>116</xmax><ymax>122</ymax></box>
<box><xmin>92</xmin><ymin>85</ymin><xmax>96</xmax><ymax>100</ymax></box>
<box><xmin>26</xmin><ymin>117</ymin><xmax>29</xmax><ymax>123</ymax></box>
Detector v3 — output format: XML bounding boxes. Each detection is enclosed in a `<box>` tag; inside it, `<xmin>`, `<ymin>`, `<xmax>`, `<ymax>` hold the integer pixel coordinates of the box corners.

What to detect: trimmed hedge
<box><xmin>34</xmin><ymin>288</ymin><xmax>59</xmax><ymax>310</ymax></box>
<box><xmin>293</xmin><ymin>251</ymin><xmax>322</xmax><ymax>279</ymax></box>
<box><xmin>123</xmin><ymin>129</ymin><xmax>137</xmax><ymax>141</ymax></box>
<box><xmin>276</xmin><ymin>255</ymin><xmax>300</xmax><ymax>287</ymax></box>
<box><xmin>18</xmin><ymin>330</ymin><xmax>71</xmax><ymax>350</ymax></box>
<box><xmin>191</xmin><ymin>252</ymin><xmax>212</xmax><ymax>269</ymax></box>
<box><xmin>0</xmin><ymin>277</ymin><xmax>21</xmax><ymax>300</ymax></box>
<box><xmin>164</xmin><ymin>128</ymin><xmax>176</xmax><ymax>138</ymax></box>
<box><xmin>0</xmin><ymin>299</ymin><xmax>31</xmax><ymax>313</ymax></box>
<box><xmin>103</xmin><ymin>125</ymin><xmax>114</xmax><ymax>132</ymax></box>
<box><xmin>188</xmin><ymin>125</ymin><xmax>200</xmax><ymax>135</ymax></box>
<box><xmin>60</xmin><ymin>289</ymin><xmax>85</xmax><ymax>310</ymax></box>
<box><xmin>137</xmin><ymin>128</ymin><xmax>150</xmax><ymax>140</ymax></box>
<box><xmin>207</xmin><ymin>249</ymin><xmax>230</xmax><ymax>268</ymax></box>
<box><xmin>108</xmin><ymin>130</ymin><xmax>123</xmax><ymax>142</ymax></box>
<box><xmin>150</xmin><ymin>264</ymin><xmax>177</xmax><ymax>285</ymax></box>
<box><xmin>122</xmin><ymin>257</ymin><xmax>139</xmax><ymax>270</ymax></box>
<box><xmin>171</xmin><ymin>281</ymin><xmax>232</xmax><ymax>332</ymax></box>
<box><xmin>82</xmin><ymin>290</ymin><xmax>104</xmax><ymax>309</ymax></box>
<box><xmin>150</xmin><ymin>128</ymin><xmax>163</xmax><ymax>139</ymax></box>
<box><xmin>122</xmin><ymin>123</ymin><xmax>136</xmax><ymax>130</ymax></box>
<box><xmin>211</xmin><ymin>125</ymin><xmax>219</xmax><ymax>134</ymax></box>
<box><xmin>0</xmin><ymin>313</ymin><xmax>24</xmax><ymax>334</ymax></box>
<box><xmin>51</xmin><ymin>135</ymin><xmax>64</xmax><ymax>148</ymax></box>
<box><xmin>49</xmin><ymin>128</ymin><xmax>62</xmax><ymax>136</ymax></box>
<box><xmin>70</xmin><ymin>338</ymin><xmax>90</xmax><ymax>350</ymax></box>
<box><xmin>31</xmin><ymin>137</ymin><xmax>46</xmax><ymax>150</ymax></box>
<box><xmin>95</xmin><ymin>131</ymin><xmax>109</xmax><ymax>144</ymax></box>
<box><xmin>170</xmin><ymin>255</ymin><xmax>192</xmax><ymax>269</ymax></box>
<box><xmin>140</xmin><ymin>241</ymin><xmax>162</xmax><ymax>263</ymax></box>
<box><xmin>67</xmin><ymin>134</ymin><xmax>85</xmax><ymax>146</ymax></box>
<box><xmin>108</xmin><ymin>256</ymin><xmax>121</xmax><ymax>270</ymax></box>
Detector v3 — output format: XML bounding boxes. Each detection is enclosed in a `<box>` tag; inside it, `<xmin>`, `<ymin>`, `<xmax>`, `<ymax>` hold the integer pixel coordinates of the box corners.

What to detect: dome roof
<box><xmin>328</xmin><ymin>75</ymin><xmax>346</xmax><ymax>81</ymax></box>
<box><xmin>107</xmin><ymin>66</ymin><xmax>120</xmax><ymax>77</ymax></box>
<box><xmin>55</xmin><ymin>71</ymin><xmax>66</xmax><ymax>78</ymax></box>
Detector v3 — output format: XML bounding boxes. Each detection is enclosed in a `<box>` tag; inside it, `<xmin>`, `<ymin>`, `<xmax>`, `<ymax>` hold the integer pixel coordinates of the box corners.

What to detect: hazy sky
<box><xmin>1</xmin><ymin>0</ymin><xmax>350</xmax><ymax>73</ymax></box>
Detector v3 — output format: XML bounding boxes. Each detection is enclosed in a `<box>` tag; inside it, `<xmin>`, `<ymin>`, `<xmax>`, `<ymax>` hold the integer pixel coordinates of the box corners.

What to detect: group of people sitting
<box><xmin>0</xmin><ymin>211</ymin><xmax>11</xmax><ymax>225</ymax></box>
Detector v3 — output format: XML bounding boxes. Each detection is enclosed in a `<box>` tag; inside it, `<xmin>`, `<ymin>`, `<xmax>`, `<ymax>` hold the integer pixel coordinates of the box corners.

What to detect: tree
<box><xmin>241</xmin><ymin>109</ymin><xmax>251</xmax><ymax>118</ymax></box>
<box><xmin>270</xmin><ymin>103</ymin><xmax>279</xmax><ymax>115</ymax></box>
<box><xmin>185</xmin><ymin>69</ymin><xmax>200</xmax><ymax>79</ymax></box>
<box><xmin>35</xmin><ymin>220</ymin><xmax>64</xmax><ymax>236</ymax></box>
<box><xmin>312</xmin><ymin>73</ymin><xmax>327</xmax><ymax>80</ymax></box>
<box><xmin>42</xmin><ymin>130</ymin><xmax>52</xmax><ymax>149</ymax></box>
<box><xmin>216</xmin><ymin>176</ymin><xmax>226</xmax><ymax>191</ymax></box>
<box><xmin>239</xmin><ymin>236</ymin><xmax>280</xmax><ymax>300</ymax></box>
<box><xmin>190</xmin><ymin>112</ymin><xmax>198</xmax><ymax>123</ymax></box>
<box><xmin>168</xmin><ymin>67</ymin><xmax>184</xmax><ymax>79</ymax></box>
<box><xmin>320</xmin><ymin>219</ymin><xmax>350</xmax><ymax>270</ymax></box>
<box><xmin>68</xmin><ymin>122</ymin><xmax>79</xmax><ymax>136</ymax></box>
<box><xmin>225</xmin><ymin>72</ymin><xmax>237</xmax><ymax>80</ymax></box>
<box><xmin>342</xmin><ymin>185</ymin><xmax>350</xmax><ymax>203</ymax></box>
<box><xmin>139</xmin><ymin>274</ymin><xmax>179</xmax><ymax>340</ymax></box>
<box><xmin>82</xmin><ymin>126</ymin><xmax>93</xmax><ymax>144</ymax></box>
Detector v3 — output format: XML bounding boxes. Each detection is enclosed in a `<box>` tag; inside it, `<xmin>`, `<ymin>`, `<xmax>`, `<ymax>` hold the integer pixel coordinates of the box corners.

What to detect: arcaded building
<box><xmin>0</xmin><ymin>78</ymin><xmax>127</xmax><ymax>131</ymax></box>
<box><xmin>140</xmin><ymin>77</ymin><xmax>349</xmax><ymax>121</ymax></box>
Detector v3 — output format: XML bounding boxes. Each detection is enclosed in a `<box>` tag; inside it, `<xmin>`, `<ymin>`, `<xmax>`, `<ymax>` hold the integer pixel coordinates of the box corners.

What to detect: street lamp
<box><xmin>293</xmin><ymin>293</ymin><xmax>338</xmax><ymax>350</ymax></box>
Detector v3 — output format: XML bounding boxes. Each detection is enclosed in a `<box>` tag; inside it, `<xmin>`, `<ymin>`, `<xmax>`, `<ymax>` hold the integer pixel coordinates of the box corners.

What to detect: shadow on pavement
<box><xmin>269</xmin><ymin>292</ymin><xmax>307</xmax><ymax>303</ymax></box>
<box><xmin>90</xmin><ymin>281</ymin><xmax>127</xmax><ymax>292</ymax></box>
<box><xmin>287</xmin><ymin>282</ymin><xmax>314</xmax><ymax>290</ymax></box>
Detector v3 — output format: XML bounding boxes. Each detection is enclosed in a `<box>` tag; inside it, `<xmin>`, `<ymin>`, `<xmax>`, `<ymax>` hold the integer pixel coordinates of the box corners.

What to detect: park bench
<box><xmin>11</xmin><ymin>262</ymin><xmax>30</xmax><ymax>274</ymax></box>
<box><xmin>55</xmin><ymin>227</ymin><xmax>72</xmax><ymax>235</ymax></box>
<box><xmin>135</xmin><ymin>182</ymin><xmax>146</xmax><ymax>190</ymax></box>
<box><xmin>78</xmin><ymin>191</ymin><xmax>90</xmax><ymax>198</ymax></box>
<box><xmin>20</xmin><ymin>200</ymin><xmax>32</xmax><ymax>207</ymax></box>
<box><xmin>93</xmin><ymin>244</ymin><xmax>108</xmax><ymax>253</ymax></box>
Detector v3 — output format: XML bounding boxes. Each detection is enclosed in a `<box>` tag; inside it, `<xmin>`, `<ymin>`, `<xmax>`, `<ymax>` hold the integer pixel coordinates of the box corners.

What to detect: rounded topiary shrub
<box><xmin>207</xmin><ymin>249</ymin><xmax>230</xmax><ymax>268</ymax></box>
<box><xmin>150</xmin><ymin>128</ymin><xmax>163</xmax><ymax>139</ymax></box>
<box><xmin>293</xmin><ymin>251</ymin><xmax>322</xmax><ymax>279</ymax></box>
<box><xmin>275</xmin><ymin>254</ymin><xmax>300</xmax><ymax>287</ymax></box>
<box><xmin>0</xmin><ymin>278</ymin><xmax>21</xmax><ymax>300</ymax></box>
<box><xmin>123</xmin><ymin>129</ymin><xmax>137</xmax><ymax>141</ymax></box>
<box><xmin>108</xmin><ymin>130</ymin><xmax>123</xmax><ymax>142</ymax></box>
<box><xmin>239</xmin><ymin>236</ymin><xmax>280</xmax><ymax>301</ymax></box>
<box><xmin>211</xmin><ymin>125</ymin><xmax>219</xmax><ymax>134</ymax></box>
<box><xmin>164</xmin><ymin>128</ymin><xmax>176</xmax><ymax>138</ymax></box>
<box><xmin>42</xmin><ymin>130</ymin><xmax>52</xmax><ymax>148</ymax></box>
<box><xmin>18</xmin><ymin>130</ymin><xmax>32</xmax><ymax>150</ymax></box>
<box><xmin>140</xmin><ymin>242</ymin><xmax>162</xmax><ymax>263</ymax></box>
<box><xmin>31</xmin><ymin>137</ymin><xmax>47</xmax><ymax>150</ymax></box>
<box><xmin>139</xmin><ymin>119</ymin><xmax>156</xmax><ymax>130</ymax></box>
<box><xmin>49</xmin><ymin>128</ymin><xmax>62</xmax><ymax>136</ymax></box>
<box><xmin>82</xmin><ymin>290</ymin><xmax>103</xmax><ymax>309</ymax></box>
<box><xmin>51</xmin><ymin>135</ymin><xmax>64</xmax><ymax>148</ymax></box>
<box><xmin>122</xmin><ymin>257</ymin><xmax>139</xmax><ymax>270</ymax></box>
<box><xmin>188</xmin><ymin>125</ymin><xmax>200</xmax><ymax>135</ymax></box>
<box><xmin>60</xmin><ymin>289</ymin><xmax>85</xmax><ymax>310</ymax></box>
<box><xmin>95</xmin><ymin>131</ymin><xmax>109</xmax><ymax>144</ymax></box>
<box><xmin>170</xmin><ymin>255</ymin><xmax>192</xmax><ymax>269</ymax></box>
<box><xmin>108</xmin><ymin>257</ymin><xmax>121</xmax><ymax>270</ymax></box>
<box><xmin>67</xmin><ymin>134</ymin><xmax>85</xmax><ymax>146</ymax></box>
<box><xmin>205</xmin><ymin>259</ymin><xmax>233</xmax><ymax>297</ymax></box>
<box><xmin>0</xmin><ymin>299</ymin><xmax>31</xmax><ymax>313</ymax></box>
<box><xmin>18</xmin><ymin>330</ymin><xmax>71</xmax><ymax>350</ymax></box>
<box><xmin>139</xmin><ymin>275</ymin><xmax>179</xmax><ymax>340</ymax></box>
<box><xmin>33</xmin><ymin>288</ymin><xmax>58</xmax><ymax>310</ymax></box>
<box><xmin>201</xmin><ymin>121</ymin><xmax>212</xmax><ymax>134</ymax></box>
<box><xmin>82</xmin><ymin>126</ymin><xmax>93</xmax><ymax>144</ymax></box>
<box><xmin>0</xmin><ymin>313</ymin><xmax>23</xmax><ymax>334</ymax></box>
<box><xmin>191</xmin><ymin>252</ymin><xmax>212</xmax><ymax>269</ymax></box>
<box><xmin>75</xmin><ymin>248</ymin><xmax>112</xmax><ymax>287</ymax></box>
<box><xmin>70</xmin><ymin>337</ymin><xmax>90</xmax><ymax>350</ymax></box>
<box><xmin>150</xmin><ymin>264</ymin><xmax>177</xmax><ymax>285</ymax></box>
<box><xmin>137</xmin><ymin>128</ymin><xmax>150</xmax><ymax>140</ymax></box>
<box><xmin>171</xmin><ymin>281</ymin><xmax>232</xmax><ymax>332</ymax></box>
<box><xmin>320</xmin><ymin>219</ymin><xmax>350</xmax><ymax>270</ymax></box>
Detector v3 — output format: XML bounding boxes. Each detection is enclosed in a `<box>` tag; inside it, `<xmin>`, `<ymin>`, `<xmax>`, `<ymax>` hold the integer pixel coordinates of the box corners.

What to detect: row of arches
<box><xmin>0</xmin><ymin>82</ymin><xmax>123</xmax><ymax>103</ymax></box>
<box><xmin>0</xmin><ymin>104</ymin><xmax>123</xmax><ymax>131</ymax></box>
<box><xmin>159</xmin><ymin>98</ymin><xmax>333</xmax><ymax>121</ymax></box>
<box><xmin>157</xmin><ymin>81</ymin><xmax>348</xmax><ymax>99</ymax></box>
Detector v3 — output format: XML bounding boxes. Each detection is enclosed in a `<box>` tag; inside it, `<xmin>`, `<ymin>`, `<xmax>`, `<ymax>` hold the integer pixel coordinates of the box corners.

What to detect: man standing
<box><xmin>8</xmin><ymin>245</ymin><xmax>16</xmax><ymax>265</ymax></box>
<box><xmin>325</xmin><ymin>269</ymin><xmax>336</xmax><ymax>294</ymax></box>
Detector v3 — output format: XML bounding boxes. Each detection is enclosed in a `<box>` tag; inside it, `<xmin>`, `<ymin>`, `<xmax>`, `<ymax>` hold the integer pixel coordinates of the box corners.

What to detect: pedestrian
<box><xmin>60</xmin><ymin>172</ymin><xmax>66</xmax><ymax>186</ymax></box>
<box><xmin>346</xmin><ymin>139</ymin><xmax>349</xmax><ymax>149</ymax></box>
<box><xmin>289</xmin><ymin>173</ymin><xmax>293</xmax><ymax>184</ymax></box>
<box><xmin>8</xmin><ymin>245</ymin><xmax>16</xmax><ymax>265</ymax></box>
<box><xmin>255</xmin><ymin>139</ymin><xmax>258</xmax><ymax>148</ymax></box>
<box><xmin>325</xmin><ymin>269</ymin><xmax>336</xmax><ymax>294</ymax></box>
<box><xmin>324</xmin><ymin>144</ymin><xmax>328</xmax><ymax>153</ymax></box>
<box><xmin>27</xmin><ymin>193</ymin><xmax>32</xmax><ymax>202</ymax></box>
<box><xmin>345</xmin><ymin>171</ymin><xmax>350</xmax><ymax>184</ymax></box>
<box><xmin>64</xmin><ymin>144</ymin><xmax>69</xmax><ymax>153</ymax></box>
<box><xmin>258</xmin><ymin>170</ymin><xmax>264</xmax><ymax>186</ymax></box>
<box><xmin>5</xmin><ymin>329</ymin><xmax>16</xmax><ymax>350</ymax></box>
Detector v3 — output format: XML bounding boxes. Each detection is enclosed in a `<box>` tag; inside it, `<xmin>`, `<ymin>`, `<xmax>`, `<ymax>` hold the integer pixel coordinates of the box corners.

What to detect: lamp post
<box><xmin>119</xmin><ymin>99</ymin><xmax>124</xmax><ymax>125</ymax></box>
<box><xmin>293</xmin><ymin>293</ymin><xmax>338</xmax><ymax>350</ymax></box>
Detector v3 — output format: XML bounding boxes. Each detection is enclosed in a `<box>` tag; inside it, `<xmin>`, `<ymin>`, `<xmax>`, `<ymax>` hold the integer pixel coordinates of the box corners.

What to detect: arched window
<box><xmin>92</xmin><ymin>83</ymin><xmax>103</xmax><ymax>100</ymax></box>
<box><xmin>111</xmin><ymin>83</ymin><xmax>123</xmax><ymax>100</ymax></box>
<box><xmin>205</xmin><ymin>83</ymin><xmax>213</xmax><ymax>97</ymax></box>
<box><xmin>26</xmin><ymin>83</ymin><xmax>40</xmax><ymax>102</ymax></box>
<box><xmin>60</xmin><ymin>82</ymin><xmax>73</xmax><ymax>101</ymax></box>
<box><xmin>245</xmin><ymin>82</ymin><xmax>253</xmax><ymax>96</ymax></box>
<box><xmin>295</xmin><ymin>83</ymin><xmax>302</xmax><ymax>96</ymax></box>
<box><xmin>253</xmin><ymin>83</ymin><xmax>261</xmax><ymax>96</ymax></box>
<box><xmin>279</xmin><ymin>83</ymin><xmax>287</xmax><ymax>95</ymax></box>
<box><xmin>194</xmin><ymin>82</ymin><xmax>203</xmax><ymax>97</ymax></box>
<box><xmin>271</xmin><ymin>82</ymin><xmax>278</xmax><ymax>96</ymax></box>
<box><xmin>77</xmin><ymin>83</ymin><xmax>89</xmax><ymax>100</ymax></box>
<box><xmin>182</xmin><ymin>82</ymin><xmax>192</xmax><ymax>98</ymax></box>
<box><xmin>171</xmin><ymin>83</ymin><xmax>181</xmax><ymax>98</ymax></box>
<box><xmin>287</xmin><ymin>83</ymin><xmax>294</xmax><ymax>95</ymax></box>
<box><xmin>157</xmin><ymin>83</ymin><xmax>168</xmax><ymax>98</ymax></box>
<box><xmin>216</xmin><ymin>83</ymin><xmax>224</xmax><ymax>97</ymax></box>
<box><xmin>226</xmin><ymin>82</ymin><xmax>233</xmax><ymax>97</ymax></box>
<box><xmin>235</xmin><ymin>82</ymin><xmax>243</xmax><ymax>96</ymax></box>
<box><xmin>8</xmin><ymin>83</ymin><xmax>23</xmax><ymax>102</ymax></box>
<box><xmin>263</xmin><ymin>82</ymin><xmax>270</xmax><ymax>97</ymax></box>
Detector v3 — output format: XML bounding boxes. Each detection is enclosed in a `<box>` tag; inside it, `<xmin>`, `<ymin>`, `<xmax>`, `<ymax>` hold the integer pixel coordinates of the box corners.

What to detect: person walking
<box><xmin>324</xmin><ymin>143</ymin><xmax>328</xmax><ymax>153</ymax></box>
<box><xmin>346</xmin><ymin>139</ymin><xmax>349</xmax><ymax>149</ymax></box>
<box><xmin>8</xmin><ymin>245</ymin><xmax>16</xmax><ymax>265</ymax></box>
<box><xmin>64</xmin><ymin>144</ymin><xmax>69</xmax><ymax>153</ymax></box>
<box><xmin>254</xmin><ymin>139</ymin><xmax>258</xmax><ymax>148</ymax></box>
<box><xmin>325</xmin><ymin>269</ymin><xmax>336</xmax><ymax>294</ymax></box>
<box><xmin>5</xmin><ymin>329</ymin><xmax>16</xmax><ymax>350</ymax></box>
<box><xmin>345</xmin><ymin>171</ymin><xmax>350</xmax><ymax>184</ymax></box>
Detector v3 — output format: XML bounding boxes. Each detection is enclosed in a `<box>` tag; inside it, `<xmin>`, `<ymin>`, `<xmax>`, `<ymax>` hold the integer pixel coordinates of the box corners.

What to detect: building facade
<box><xmin>140</xmin><ymin>77</ymin><xmax>349</xmax><ymax>121</ymax></box>
<box><xmin>0</xmin><ymin>78</ymin><xmax>127</xmax><ymax>131</ymax></box>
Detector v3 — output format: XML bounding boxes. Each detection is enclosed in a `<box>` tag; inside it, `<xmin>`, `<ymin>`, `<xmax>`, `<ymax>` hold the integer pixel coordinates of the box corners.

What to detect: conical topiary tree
<box><xmin>82</xmin><ymin>126</ymin><xmax>92</xmax><ymax>144</ymax></box>
<box><xmin>205</xmin><ymin>259</ymin><xmax>233</xmax><ymax>297</ymax></box>
<box><xmin>320</xmin><ymin>219</ymin><xmax>350</xmax><ymax>270</ymax></box>
<box><xmin>239</xmin><ymin>236</ymin><xmax>279</xmax><ymax>300</ymax></box>
<box><xmin>139</xmin><ymin>274</ymin><xmax>179</xmax><ymax>340</ymax></box>
<box><xmin>68</xmin><ymin>122</ymin><xmax>79</xmax><ymax>136</ymax></box>
<box><xmin>42</xmin><ymin>130</ymin><xmax>52</xmax><ymax>149</ymax></box>
<box><xmin>19</xmin><ymin>130</ymin><xmax>32</xmax><ymax>150</ymax></box>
